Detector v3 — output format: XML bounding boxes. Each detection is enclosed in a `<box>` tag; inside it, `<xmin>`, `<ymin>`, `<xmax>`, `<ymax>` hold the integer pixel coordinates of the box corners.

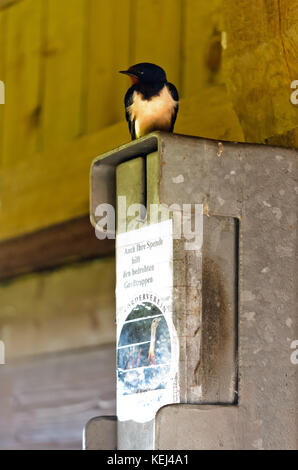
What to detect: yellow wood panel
<box><xmin>132</xmin><ymin>0</ymin><xmax>182</xmax><ymax>89</ymax></box>
<box><xmin>183</xmin><ymin>0</ymin><xmax>224</xmax><ymax>97</ymax></box>
<box><xmin>175</xmin><ymin>85</ymin><xmax>244</xmax><ymax>142</ymax></box>
<box><xmin>0</xmin><ymin>0</ymin><xmax>20</xmax><ymax>8</ymax></box>
<box><xmin>222</xmin><ymin>0</ymin><xmax>298</xmax><ymax>142</ymax></box>
<box><xmin>267</xmin><ymin>128</ymin><xmax>298</xmax><ymax>149</ymax></box>
<box><xmin>281</xmin><ymin>0</ymin><xmax>298</xmax><ymax>79</ymax></box>
<box><xmin>0</xmin><ymin>8</ymin><xmax>7</xmax><ymax>160</ymax></box>
<box><xmin>0</xmin><ymin>0</ymin><xmax>43</xmax><ymax>168</ymax></box>
<box><xmin>84</xmin><ymin>0</ymin><xmax>132</xmax><ymax>134</ymax></box>
<box><xmin>41</xmin><ymin>0</ymin><xmax>86</xmax><ymax>150</ymax></box>
<box><xmin>0</xmin><ymin>120</ymin><xmax>128</xmax><ymax>241</ymax></box>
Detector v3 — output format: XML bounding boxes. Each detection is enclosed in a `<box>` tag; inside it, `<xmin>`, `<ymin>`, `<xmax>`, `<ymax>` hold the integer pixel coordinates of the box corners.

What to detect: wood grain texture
<box><xmin>0</xmin><ymin>257</ymin><xmax>116</xmax><ymax>359</ymax></box>
<box><xmin>0</xmin><ymin>345</ymin><xmax>116</xmax><ymax>450</ymax></box>
<box><xmin>0</xmin><ymin>0</ymin><xmax>20</xmax><ymax>8</ymax></box>
<box><xmin>0</xmin><ymin>0</ymin><xmax>43</xmax><ymax>167</ymax></box>
<box><xmin>176</xmin><ymin>86</ymin><xmax>244</xmax><ymax>141</ymax></box>
<box><xmin>222</xmin><ymin>0</ymin><xmax>298</xmax><ymax>142</ymax></box>
<box><xmin>183</xmin><ymin>0</ymin><xmax>223</xmax><ymax>97</ymax></box>
<box><xmin>84</xmin><ymin>0</ymin><xmax>131</xmax><ymax>133</ymax></box>
<box><xmin>0</xmin><ymin>215</ymin><xmax>114</xmax><ymax>281</ymax></box>
<box><xmin>0</xmin><ymin>0</ymin><xmax>297</xmax><ymax>243</ymax></box>
<box><xmin>0</xmin><ymin>103</ymin><xmax>244</xmax><ymax>243</ymax></box>
<box><xmin>0</xmin><ymin>121</ymin><xmax>128</xmax><ymax>241</ymax></box>
<box><xmin>133</xmin><ymin>0</ymin><xmax>183</xmax><ymax>90</ymax></box>
<box><xmin>0</xmin><ymin>7</ymin><xmax>7</xmax><ymax>155</ymax></box>
<box><xmin>41</xmin><ymin>0</ymin><xmax>86</xmax><ymax>150</ymax></box>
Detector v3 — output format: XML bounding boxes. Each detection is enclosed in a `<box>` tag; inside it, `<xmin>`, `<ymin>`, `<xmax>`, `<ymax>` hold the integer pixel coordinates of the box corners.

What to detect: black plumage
<box><xmin>120</xmin><ymin>63</ymin><xmax>179</xmax><ymax>140</ymax></box>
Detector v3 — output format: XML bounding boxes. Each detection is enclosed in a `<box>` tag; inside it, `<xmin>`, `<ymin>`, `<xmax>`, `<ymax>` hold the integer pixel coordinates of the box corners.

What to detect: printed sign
<box><xmin>116</xmin><ymin>220</ymin><xmax>179</xmax><ymax>423</ymax></box>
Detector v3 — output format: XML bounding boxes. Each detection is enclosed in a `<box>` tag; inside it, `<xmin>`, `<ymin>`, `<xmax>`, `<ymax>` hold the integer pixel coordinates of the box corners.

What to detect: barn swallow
<box><xmin>120</xmin><ymin>63</ymin><xmax>179</xmax><ymax>140</ymax></box>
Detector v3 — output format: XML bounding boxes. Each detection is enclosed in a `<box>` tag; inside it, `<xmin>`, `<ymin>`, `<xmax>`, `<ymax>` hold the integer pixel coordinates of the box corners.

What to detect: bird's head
<box><xmin>119</xmin><ymin>63</ymin><xmax>167</xmax><ymax>86</ymax></box>
<box><xmin>151</xmin><ymin>317</ymin><xmax>161</xmax><ymax>332</ymax></box>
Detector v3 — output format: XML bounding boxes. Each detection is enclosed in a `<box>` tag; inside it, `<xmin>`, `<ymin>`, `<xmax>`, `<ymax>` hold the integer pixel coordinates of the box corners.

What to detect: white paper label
<box><xmin>116</xmin><ymin>220</ymin><xmax>179</xmax><ymax>423</ymax></box>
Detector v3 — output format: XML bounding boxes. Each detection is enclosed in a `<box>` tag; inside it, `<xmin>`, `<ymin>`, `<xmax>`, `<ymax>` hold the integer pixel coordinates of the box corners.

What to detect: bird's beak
<box><xmin>119</xmin><ymin>70</ymin><xmax>139</xmax><ymax>85</ymax></box>
<box><xmin>119</xmin><ymin>70</ymin><xmax>137</xmax><ymax>78</ymax></box>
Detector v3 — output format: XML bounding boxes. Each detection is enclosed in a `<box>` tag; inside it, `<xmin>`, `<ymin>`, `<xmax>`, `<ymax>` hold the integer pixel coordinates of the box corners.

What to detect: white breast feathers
<box><xmin>127</xmin><ymin>86</ymin><xmax>178</xmax><ymax>139</ymax></box>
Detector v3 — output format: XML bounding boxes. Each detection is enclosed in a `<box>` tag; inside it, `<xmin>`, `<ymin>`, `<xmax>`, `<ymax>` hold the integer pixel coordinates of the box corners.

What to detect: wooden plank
<box><xmin>0</xmin><ymin>0</ymin><xmax>20</xmax><ymax>9</ymax></box>
<box><xmin>175</xmin><ymin>85</ymin><xmax>244</xmax><ymax>142</ymax></box>
<box><xmin>183</xmin><ymin>0</ymin><xmax>223</xmax><ymax>98</ymax></box>
<box><xmin>0</xmin><ymin>257</ymin><xmax>116</xmax><ymax>359</ymax></box>
<box><xmin>0</xmin><ymin>0</ymin><xmax>43</xmax><ymax>167</ymax></box>
<box><xmin>0</xmin><ymin>346</ymin><xmax>115</xmax><ymax>449</ymax></box>
<box><xmin>84</xmin><ymin>0</ymin><xmax>132</xmax><ymax>134</ymax></box>
<box><xmin>0</xmin><ymin>215</ymin><xmax>114</xmax><ymax>281</ymax></box>
<box><xmin>222</xmin><ymin>0</ymin><xmax>298</xmax><ymax>142</ymax></box>
<box><xmin>41</xmin><ymin>0</ymin><xmax>86</xmax><ymax>150</ymax></box>
<box><xmin>0</xmin><ymin>120</ymin><xmax>128</xmax><ymax>241</ymax></box>
<box><xmin>0</xmin><ymin>8</ymin><xmax>7</xmax><ymax>159</ymax></box>
<box><xmin>132</xmin><ymin>0</ymin><xmax>182</xmax><ymax>89</ymax></box>
<box><xmin>266</xmin><ymin>128</ymin><xmax>298</xmax><ymax>149</ymax></box>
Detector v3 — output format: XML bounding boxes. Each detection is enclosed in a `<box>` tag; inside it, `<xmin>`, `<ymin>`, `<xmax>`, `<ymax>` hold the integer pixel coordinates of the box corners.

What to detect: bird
<box><xmin>119</xmin><ymin>63</ymin><xmax>179</xmax><ymax>140</ymax></box>
<box><xmin>148</xmin><ymin>317</ymin><xmax>161</xmax><ymax>365</ymax></box>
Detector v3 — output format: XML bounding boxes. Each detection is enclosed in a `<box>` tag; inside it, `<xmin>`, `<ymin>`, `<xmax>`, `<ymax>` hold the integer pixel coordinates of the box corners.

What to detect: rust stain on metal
<box><xmin>194</xmin><ymin>359</ymin><xmax>201</xmax><ymax>385</ymax></box>
<box><xmin>194</xmin><ymin>325</ymin><xmax>200</xmax><ymax>337</ymax></box>
<box><xmin>217</xmin><ymin>142</ymin><xmax>224</xmax><ymax>158</ymax></box>
<box><xmin>200</xmin><ymin>254</ymin><xmax>234</xmax><ymax>396</ymax></box>
<box><xmin>203</xmin><ymin>200</ymin><xmax>210</xmax><ymax>216</ymax></box>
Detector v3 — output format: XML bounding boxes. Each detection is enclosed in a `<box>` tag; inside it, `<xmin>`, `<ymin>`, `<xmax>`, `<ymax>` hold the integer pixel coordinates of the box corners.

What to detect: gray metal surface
<box><xmin>118</xmin><ymin>419</ymin><xmax>154</xmax><ymax>451</ymax></box>
<box><xmin>84</xmin><ymin>416</ymin><xmax>117</xmax><ymax>450</ymax></box>
<box><xmin>90</xmin><ymin>132</ymin><xmax>298</xmax><ymax>449</ymax></box>
<box><xmin>90</xmin><ymin>135</ymin><xmax>158</xmax><ymax>235</ymax></box>
<box><xmin>170</xmin><ymin>215</ymin><xmax>237</xmax><ymax>406</ymax></box>
<box><xmin>157</xmin><ymin>134</ymin><xmax>297</xmax><ymax>449</ymax></box>
<box><xmin>200</xmin><ymin>216</ymin><xmax>238</xmax><ymax>404</ymax></box>
<box><xmin>155</xmin><ymin>405</ymin><xmax>240</xmax><ymax>450</ymax></box>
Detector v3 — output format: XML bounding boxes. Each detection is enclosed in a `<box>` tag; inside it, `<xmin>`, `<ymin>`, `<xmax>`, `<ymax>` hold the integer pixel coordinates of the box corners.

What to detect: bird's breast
<box><xmin>127</xmin><ymin>86</ymin><xmax>178</xmax><ymax>139</ymax></box>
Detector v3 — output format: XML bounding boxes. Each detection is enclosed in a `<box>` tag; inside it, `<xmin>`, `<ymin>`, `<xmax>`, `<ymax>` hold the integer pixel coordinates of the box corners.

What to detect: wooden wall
<box><xmin>0</xmin><ymin>257</ymin><xmax>116</xmax><ymax>449</ymax></box>
<box><xmin>0</xmin><ymin>257</ymin><xmax>116</xmax><ymax>359</ymax></box>
<box><xmin>0</xmin><ymin>0</ymin><xmax>297</xmax><ymax>450</ymax></box>
<box><xmin>0</xmin><ymin>0</ymin><xmax>296</xmax><ymax>241</ymax></box>
<box><xmin>0</xmin><ymin>344</ymin><xmax>116</xmax><ymax>450</ymax></box>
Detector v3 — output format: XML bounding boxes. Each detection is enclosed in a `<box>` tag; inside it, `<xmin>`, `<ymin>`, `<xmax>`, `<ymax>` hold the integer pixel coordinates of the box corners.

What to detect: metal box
<box><xmin>89</xmin><ymin>132</ymin><xmax>297</xmax><ymax>450</ymax></box>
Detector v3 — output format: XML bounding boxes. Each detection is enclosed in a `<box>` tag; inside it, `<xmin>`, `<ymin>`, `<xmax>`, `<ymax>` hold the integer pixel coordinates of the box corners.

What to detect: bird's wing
<box><xmin>167</xmin><ymin>82</ymin><xmax>179</xmax><ymax>132</ymax></box>
<box><xmin>124</xmin><ymin>87</ymin><xmax>136</xmax><ymax>140</ymax></box>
